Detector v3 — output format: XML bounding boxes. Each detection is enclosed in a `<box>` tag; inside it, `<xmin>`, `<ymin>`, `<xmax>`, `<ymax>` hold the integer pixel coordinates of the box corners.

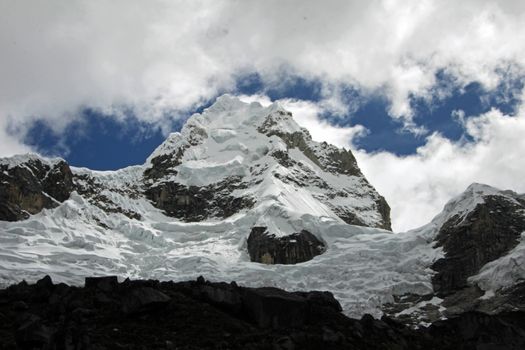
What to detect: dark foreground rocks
<box><xmin>1</xmin><ymin>276</ymin><xmax>525</xmax><ymax>349</ymax></box>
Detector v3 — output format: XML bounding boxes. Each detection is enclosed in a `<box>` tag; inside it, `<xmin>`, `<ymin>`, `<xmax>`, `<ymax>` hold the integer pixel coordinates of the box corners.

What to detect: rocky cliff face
<box><xmin>0</xmin><ymin>155</ymin><xmax>73</xmax><ymax>221</ymax></box>
<box><xmin>432</xmin><ymin>191</ymin><xmax>525</xmax><ymax>296</ymax></box>
<box><xmin>144</xmin><ymin>177</ymin><xmax>255</xmax><ymax>221</ymax></box>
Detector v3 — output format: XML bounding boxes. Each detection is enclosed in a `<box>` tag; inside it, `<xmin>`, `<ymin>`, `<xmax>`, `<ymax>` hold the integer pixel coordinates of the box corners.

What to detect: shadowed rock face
<box><xmin>0</xmin><ymin>158</ymin><xmax>73</xmax><ymax>221</ymax></box>
<box><xmin>432</xmin><ymin>195</ymin><xmax>525</xmax><ymax>296</ymax></box>
<box><xmin>247</xmin><ymin>227</ymin><xmax>326</xmax><ymax>264</ymax></box>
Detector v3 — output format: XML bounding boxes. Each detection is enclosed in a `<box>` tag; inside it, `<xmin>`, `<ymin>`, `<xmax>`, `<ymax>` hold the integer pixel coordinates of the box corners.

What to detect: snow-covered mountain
<box><xmin>142</xmin><ymin>95</ymin><xmax>390</xmax><ymax>231</ymax></box>
<box><xmin>1</xmin><ymin>95</ymin><xmax>524</xmax><ymax>323</ymax></box>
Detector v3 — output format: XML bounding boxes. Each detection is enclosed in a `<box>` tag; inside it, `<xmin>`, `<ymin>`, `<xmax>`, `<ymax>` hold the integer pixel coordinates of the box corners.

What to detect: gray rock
<box><xmin>145</xmin><ymin>177</ymin><xmax>255</xmax><ymax>221</ymax></box>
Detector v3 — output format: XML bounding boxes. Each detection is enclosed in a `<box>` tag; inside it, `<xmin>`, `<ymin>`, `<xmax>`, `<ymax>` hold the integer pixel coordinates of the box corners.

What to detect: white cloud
<box><xmin>2</xmin><ymin>0</ymin><xmax>525</xmax><ymax>151</ymax></box>
<box><xmin>0</xmin><ymin>118</ymin><xmax>31</xmax><ymax>157</ymax></box>
<box><xmin>357</xmin><ymin>108</ymin><xmax>525</xmax><ymax>231</ymax></box>
<box><xmin>279</xmin><ymin>99</ymin><xmax>369</xmax><ymax>147</ymax></box>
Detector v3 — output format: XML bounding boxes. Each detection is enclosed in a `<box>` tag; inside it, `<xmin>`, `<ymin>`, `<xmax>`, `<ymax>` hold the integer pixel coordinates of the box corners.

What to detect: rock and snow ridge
<box><xmin>0</xmin><ymin>95</ymin><xmax>524</xmax><ymax>323</ymax></box>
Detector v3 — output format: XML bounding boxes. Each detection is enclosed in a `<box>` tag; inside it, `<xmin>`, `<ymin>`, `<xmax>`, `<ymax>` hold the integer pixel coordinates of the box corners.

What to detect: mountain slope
<box><xmin>0</xmin><ymin>95</ymin><xmax>524</xmax><ymax>323</ymax></box>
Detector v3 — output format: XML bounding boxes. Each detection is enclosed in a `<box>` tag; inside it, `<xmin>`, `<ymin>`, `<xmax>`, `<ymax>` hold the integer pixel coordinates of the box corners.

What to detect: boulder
<box><xmin>195</xmin><ymin>282</ymin><xmax>243</xmax><ymax>312</ymax></box>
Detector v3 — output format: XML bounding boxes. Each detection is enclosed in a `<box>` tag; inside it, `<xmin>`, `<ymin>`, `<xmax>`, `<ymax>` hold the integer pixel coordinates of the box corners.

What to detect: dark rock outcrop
<box><xmin>242</xmin><ymin>287</ymin><xmax>309</xmax><ymax>328</ymax></box>
<box><xmin>0</xmin><ymin>157</ymin><xmax>74</xmax><ymax>221</ymax></box>
<box><xmin>427</xmin><ymin>311</ymin><xmax>525</xmax><ymax>350</ymax></box>
<box><xmin>145</xmin><ymin>178</ymin><xmax>255</xmax><ymax>221</ymax></box>
<box><xmin>143</xmin><ymin>149</ymin><xmax>186</xmax><ymax>182</ymax></box>
<box><xmin>432</xmin><ymin>194</ymin><xmax>525</xmax><ymax>296</ymax></box>
<box><xmin>247</xmin><ymin>227</ymin><xmax>326</xmax><ymax>264</ymax></box>
<box><xmin>2</xmin><ymin>275</ymin><xmax>525</xmax><ymax>349</ymax></box>
<box><xmin>85</xmin><ymin>275</ymin><xmax>119</xmax><ymax>292</ymax></box>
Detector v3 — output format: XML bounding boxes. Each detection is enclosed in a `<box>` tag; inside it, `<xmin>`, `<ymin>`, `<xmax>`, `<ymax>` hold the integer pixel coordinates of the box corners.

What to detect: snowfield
<box><xmin>0</xmin><ymin>189</ymin><xmax>441</xmax><ymax>318</ymax></box>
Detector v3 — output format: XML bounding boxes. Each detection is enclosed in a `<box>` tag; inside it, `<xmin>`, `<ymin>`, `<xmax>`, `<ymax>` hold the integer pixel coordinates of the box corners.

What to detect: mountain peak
<box><xmin>430</xmin><ymin>183</ymin><xmax>523</xmax><ymax>230</ymax></box>
<box><xmin>431</xmin><ymin>182</ymin><xmax>525</xmax><ymax>297</ymax></box>
<box><xmin>0</xmin><ymin>152</ymin><xmax>65</xmax><ymax>170</ymax></box>
<box><xmin>144</xmin><ymin>95</ymin><xmax>391</xmax><ymax>231</ymax></box>
<box><xmin>184</xmin><ymin>94</ymin><xmax>294</xmax><ymax>135</ymax></box>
